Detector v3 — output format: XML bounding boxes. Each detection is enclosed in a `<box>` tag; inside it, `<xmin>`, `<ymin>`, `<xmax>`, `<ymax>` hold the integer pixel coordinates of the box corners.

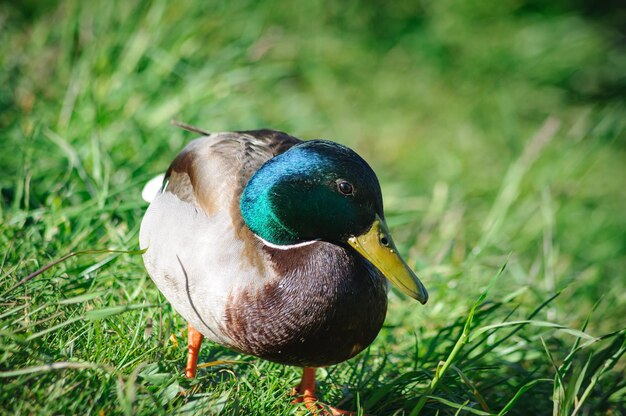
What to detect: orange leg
<box><xmin>291</xmin><ymin>367</ymin><xmax>354</xmax><ymax>415</ymax></box>
<box><xmin>185</xmin><ymin>323</ymin><xmax>204</xmax><ymax>378</ymax></box>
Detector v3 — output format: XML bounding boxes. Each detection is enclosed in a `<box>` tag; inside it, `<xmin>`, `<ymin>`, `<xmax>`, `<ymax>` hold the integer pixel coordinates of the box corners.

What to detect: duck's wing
<box><xmin>139</xmin><ymin>129</ymin><xmax>301</xmax><ymax>343</ymax></box>
<box><xmin>163</xmin><ymin>129</ymin><xmax>301</xmax><ymax>222</ymax></box>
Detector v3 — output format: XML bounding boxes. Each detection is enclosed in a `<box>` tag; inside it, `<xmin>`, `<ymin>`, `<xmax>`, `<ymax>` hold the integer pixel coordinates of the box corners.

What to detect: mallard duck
<box><xmin>139</xmin><ymin>126</ymin><xmax>428</xmax><ymax>415</ymax></box>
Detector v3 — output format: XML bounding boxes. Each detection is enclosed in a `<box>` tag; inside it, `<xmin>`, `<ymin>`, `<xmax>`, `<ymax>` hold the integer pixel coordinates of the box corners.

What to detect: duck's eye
<box><xmin>337</xmin><ymin>180</ymin><xmax>354</xmax><ymax>195</ymax></box>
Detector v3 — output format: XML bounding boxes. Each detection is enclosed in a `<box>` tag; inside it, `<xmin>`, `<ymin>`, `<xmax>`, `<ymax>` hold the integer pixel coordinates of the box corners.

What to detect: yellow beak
<box><xmin>347</xmin><ymin>215</ymin><xmax>428</xmax><ymax>304</ymax></box>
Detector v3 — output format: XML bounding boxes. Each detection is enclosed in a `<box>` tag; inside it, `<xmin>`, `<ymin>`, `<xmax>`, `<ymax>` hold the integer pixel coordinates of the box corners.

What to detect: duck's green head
<box><xmin>241</xmin><ymin>140</ymin><xmax>428</xmax><ymax>304</ymax></box>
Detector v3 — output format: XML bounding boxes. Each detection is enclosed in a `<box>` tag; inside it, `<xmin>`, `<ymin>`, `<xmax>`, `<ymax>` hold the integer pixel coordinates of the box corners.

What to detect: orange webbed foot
<box><xmin>176</xmin><ymin>323</ymin><xmax>205</xmax><ymax>397</ymax></box>
<box><xmin>291</xmin><ymin>367</ymin><xmax>356</xmax><ymax>415</ymax></box>
<box><xmin>185</xmin><ymin>323</ymin><xmax>204</xmax><ymax>379</ymax></box>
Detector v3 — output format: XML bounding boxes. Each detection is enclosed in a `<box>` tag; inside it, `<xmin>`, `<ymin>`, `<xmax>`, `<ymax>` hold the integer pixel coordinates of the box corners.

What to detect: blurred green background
<box><xmin>1</xmin><ymin>0</ymin><xmax>625</xmax><ymax>414</ymax></box>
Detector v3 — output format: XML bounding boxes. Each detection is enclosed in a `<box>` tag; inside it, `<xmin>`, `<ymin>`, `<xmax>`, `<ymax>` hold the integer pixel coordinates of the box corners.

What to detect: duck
<box><xmin>139</xmin><ymin>125</ymin><xmax>428</xmax><ymax>415</ymax></box>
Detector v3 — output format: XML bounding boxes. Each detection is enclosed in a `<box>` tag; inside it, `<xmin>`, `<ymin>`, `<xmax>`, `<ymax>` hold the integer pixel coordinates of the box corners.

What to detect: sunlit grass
<box><xmin>1</xmin><ymin>0</ymin><xmax>625</xmax><ymax>414</ymax></box>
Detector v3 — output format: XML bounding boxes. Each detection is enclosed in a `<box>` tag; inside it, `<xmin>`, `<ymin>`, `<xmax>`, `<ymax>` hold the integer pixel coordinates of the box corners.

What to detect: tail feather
<box><xmin>171</xmin><ymin>120</ymin><xmax>212</xmax><ymax>136</ymax></box>
<box><xmin>142</xmin><ymin>174</ymin><xmax>166</xmax><ymax>203</ymax></box>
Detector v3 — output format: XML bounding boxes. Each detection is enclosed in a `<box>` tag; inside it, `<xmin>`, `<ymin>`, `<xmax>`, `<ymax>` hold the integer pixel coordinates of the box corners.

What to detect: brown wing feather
<box><xmin>162</xmin><ymin>130</ymin><xmax>302</xmax><ymax>269</ymax></box>
<box><xmin>164</xmin><ymin>129</ymin><xmax>301</xmax><ymax>214</ymax></box>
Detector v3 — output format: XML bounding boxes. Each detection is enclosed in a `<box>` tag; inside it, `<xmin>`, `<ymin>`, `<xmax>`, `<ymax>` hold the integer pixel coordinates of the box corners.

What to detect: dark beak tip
<box><xmin>417</xmin><ymin>288</ymin><xmax>429</xmax><ymax>305</ymax></box>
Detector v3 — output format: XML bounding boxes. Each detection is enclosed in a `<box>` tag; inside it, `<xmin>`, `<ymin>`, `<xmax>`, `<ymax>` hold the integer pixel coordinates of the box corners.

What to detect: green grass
<box><xmin>1</xmin><ymin>0</ymin><xmax>625</xmax><ymax>414</ymax></box>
